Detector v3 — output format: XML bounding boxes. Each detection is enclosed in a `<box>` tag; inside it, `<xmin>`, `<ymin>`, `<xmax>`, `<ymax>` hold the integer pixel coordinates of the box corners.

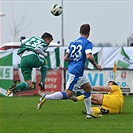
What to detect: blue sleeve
<box><xmin>85</xmin><ymin>41</ymin><xmax>93</xmax><ymax>50</ymax></box>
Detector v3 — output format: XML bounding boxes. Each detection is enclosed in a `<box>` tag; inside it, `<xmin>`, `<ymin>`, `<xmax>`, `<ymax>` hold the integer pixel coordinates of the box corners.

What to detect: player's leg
<box><xmin>37</xmin><ymin>91</ymin><xmax>67</xmax><ymax>110</ymax></box>
<box><xmin>82</xmin><ymin>82</ymin><xmax>93</xmax><ymax>118</ymax></box>
<box><xmin>81</xmin><ymin>75</ymin><xmax>101</xmax><ymax>118</ymax></box>
<box><xmin>71</xmin><ymin>93</ymin><xmax>103</xmax><ymax>104</ymax></box>
<box><xmin>37</xmin><ymin>90</ymin><xmax>75</xmax><ymax>110</ymax></box>
<box><xmin>6</xmin><ymin>57</ymin><xmax>31</xmax><ymax>96</ymax></box>
<box><xmin>6</xmin><ymin>81</ymin><xmax>29</xmax><ymax>96</ymax></box>
<box><xmin>70</xmin><ymin>94</ymin><xmax>84</xmax><ymax>102</ymax></box>
<box><xmin>39</xmin><ymin>64</ymin><xmax>48</xmax><ymax>90</ymax></box>
<box><xmin>37</xmin><ymin>73</ymin><xmax>77</xmax><ymax>110</ymax></box>
<box><xmin>33</xmin><ymin>57</ymin><xmax>48</xmax><ymax>91</ymax></box>
<box><xmin>15</xmin><ymin>56</ymin><xmax>32</xmax><ymax>91</ymax></box>
<box><xmin>91</xmin><ymin>94</ymin><xmax>103</xmax><ymax>105</ymax></box>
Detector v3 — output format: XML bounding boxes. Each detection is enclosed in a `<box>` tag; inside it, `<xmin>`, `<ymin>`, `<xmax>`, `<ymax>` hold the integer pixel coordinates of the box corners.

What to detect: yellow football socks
<box><xmin>77</xmin><ymin>95</ymin><xmax>84</xmax><ymax>101</ymax></box>
<box><xmin>92</xmin><ymin>107</ymin><xmax>101</xmax><ymax>114</ymax></box>
<box><xmin>77</xmin><ymin>95</ymin><xmax>92</xmax><ymax>101</ymax></box>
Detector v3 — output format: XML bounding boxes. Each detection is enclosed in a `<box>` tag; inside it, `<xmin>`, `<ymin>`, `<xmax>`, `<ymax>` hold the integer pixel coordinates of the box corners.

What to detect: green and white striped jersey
<box><xmin>17</xmin><ymin>36</ymin><xmax>48</xmax><ymax>56</ymax></box>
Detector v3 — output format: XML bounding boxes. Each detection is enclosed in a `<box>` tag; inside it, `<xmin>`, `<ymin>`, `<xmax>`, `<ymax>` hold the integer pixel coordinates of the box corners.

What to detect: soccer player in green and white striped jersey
<box><xmin>6</xmin><ymin>32</ymin><xmax>53</xmax><ymax>96</ymax></box>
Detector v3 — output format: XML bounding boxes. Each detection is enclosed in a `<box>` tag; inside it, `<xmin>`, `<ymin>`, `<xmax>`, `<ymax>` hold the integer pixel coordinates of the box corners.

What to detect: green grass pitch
<box><xmin>0</xmin><ymin>95</ymin><xmax>133</xmax><ymax>133</ymax></box>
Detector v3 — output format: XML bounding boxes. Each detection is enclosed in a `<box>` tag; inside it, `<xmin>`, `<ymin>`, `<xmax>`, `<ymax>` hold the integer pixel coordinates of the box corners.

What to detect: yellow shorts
<box><xmin>102</xmin><ymin>94</ymin><xmax>124</xmax><ymax>114</ymax></box>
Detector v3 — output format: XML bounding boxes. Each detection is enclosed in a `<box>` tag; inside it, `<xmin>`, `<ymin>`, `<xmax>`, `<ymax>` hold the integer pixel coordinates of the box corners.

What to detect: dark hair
<box><xmin>108</xmin><ymin>81</ymin><xmax>118</xmax><ymax>86</ymax></box>
<box><xmin>80</xmin><ymin>23</ymin><xmax>90</xmax><ymax>35</ymax></box>
<box><xmin>41</xmin><ymin>32</ymin><xmax>53</xmax><ymax>40</ymax></box>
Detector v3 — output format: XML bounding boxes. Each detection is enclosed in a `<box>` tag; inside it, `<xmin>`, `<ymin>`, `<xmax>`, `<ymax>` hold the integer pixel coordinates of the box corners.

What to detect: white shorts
<box><xmin>66</xmin><ymin>73</ymin><xmax>88</xmax><ymax>92</ymax></box>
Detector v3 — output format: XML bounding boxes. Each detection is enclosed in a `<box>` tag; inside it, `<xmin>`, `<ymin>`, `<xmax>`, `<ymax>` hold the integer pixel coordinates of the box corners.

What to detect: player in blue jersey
<box><xmin>6</xmin><ymin>32</ymin><xmax>53</xmax><ymax>96</ymax></box>
<box><xmin>37</xmin><ymin>24</ymin><xmax>102</xmax><ymax>118</ymax></box>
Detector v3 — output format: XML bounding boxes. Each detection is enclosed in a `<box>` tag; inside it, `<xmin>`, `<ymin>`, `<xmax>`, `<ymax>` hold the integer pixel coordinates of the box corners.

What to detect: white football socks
<box><xmin>84</xmin><ymin>96</ymin><xmax>92</xmax><ymax>114</ymax></box>
<box><xmin>45</xmin><ymin>92</ymin><xmax>63</xmax><ymax>100</ymax></box>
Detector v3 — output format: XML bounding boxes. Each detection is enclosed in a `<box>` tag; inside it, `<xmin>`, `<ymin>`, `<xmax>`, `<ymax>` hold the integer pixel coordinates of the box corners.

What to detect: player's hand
<box><xmin>44</xmin><ymin>52</ymin><xmax>48</xmax><ymax>57</ymax></box>
<box><xmin>96</xmin><ymin>65</ymin><xmax>102</xmax><ymax>71</ymax></box>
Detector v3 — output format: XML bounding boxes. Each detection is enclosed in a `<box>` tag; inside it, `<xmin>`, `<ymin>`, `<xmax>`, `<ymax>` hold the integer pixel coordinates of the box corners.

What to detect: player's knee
<box><xmin>82</xmin><ymin>83</ymin><xmax>91</xmax><ymax>92</ymax></box>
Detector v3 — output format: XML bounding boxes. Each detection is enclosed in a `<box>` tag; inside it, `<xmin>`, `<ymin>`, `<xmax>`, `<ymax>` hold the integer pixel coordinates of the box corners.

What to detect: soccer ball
<box><xmin>50</xmin><ymin>4</ymin><xmax>63</xmax><ymax>16</ymax></box>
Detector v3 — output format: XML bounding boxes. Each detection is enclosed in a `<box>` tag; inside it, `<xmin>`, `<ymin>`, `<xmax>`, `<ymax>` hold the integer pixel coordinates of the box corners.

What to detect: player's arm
<box><xmin>34</xmin><ymin>47</ymin><xmax>48</xmax><ymax>57</ymax></box>
<box><xmin>64</xmin><ymin>53</ymin><xmax>69</xmax><ymax>62</ymax></box>
<box><xmin>86</xmin><ymin>53</ymin><xmax>102</xmax><ymax>71</ymax></box>
<box><xmin>64</xmin><ymin>47</ymin><xmax>70</xmax><ymax>62</ymax></box>
<box><xmin>93</xmin><ymin>86</ymin><xmax>112</xmax><ymax>92</ymax></box>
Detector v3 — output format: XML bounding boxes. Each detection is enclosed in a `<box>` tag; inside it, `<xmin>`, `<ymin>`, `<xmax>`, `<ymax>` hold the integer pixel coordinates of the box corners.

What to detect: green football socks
<box><xmin>40</xmin><ymin>65</ymin><xmax>48</xmax><ymax>83</ymax></box>
<box><xmin>15</xmin><ymin>82</ymin><xmax>28</xmax><ymax>91</ymax></box>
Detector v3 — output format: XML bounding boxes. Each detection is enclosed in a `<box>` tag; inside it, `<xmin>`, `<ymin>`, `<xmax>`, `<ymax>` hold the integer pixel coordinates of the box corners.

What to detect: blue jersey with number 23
<box><xmin>66</xmin><ymin>37</ymin><xmax>93</xmax><ymax>76</ymax></box>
